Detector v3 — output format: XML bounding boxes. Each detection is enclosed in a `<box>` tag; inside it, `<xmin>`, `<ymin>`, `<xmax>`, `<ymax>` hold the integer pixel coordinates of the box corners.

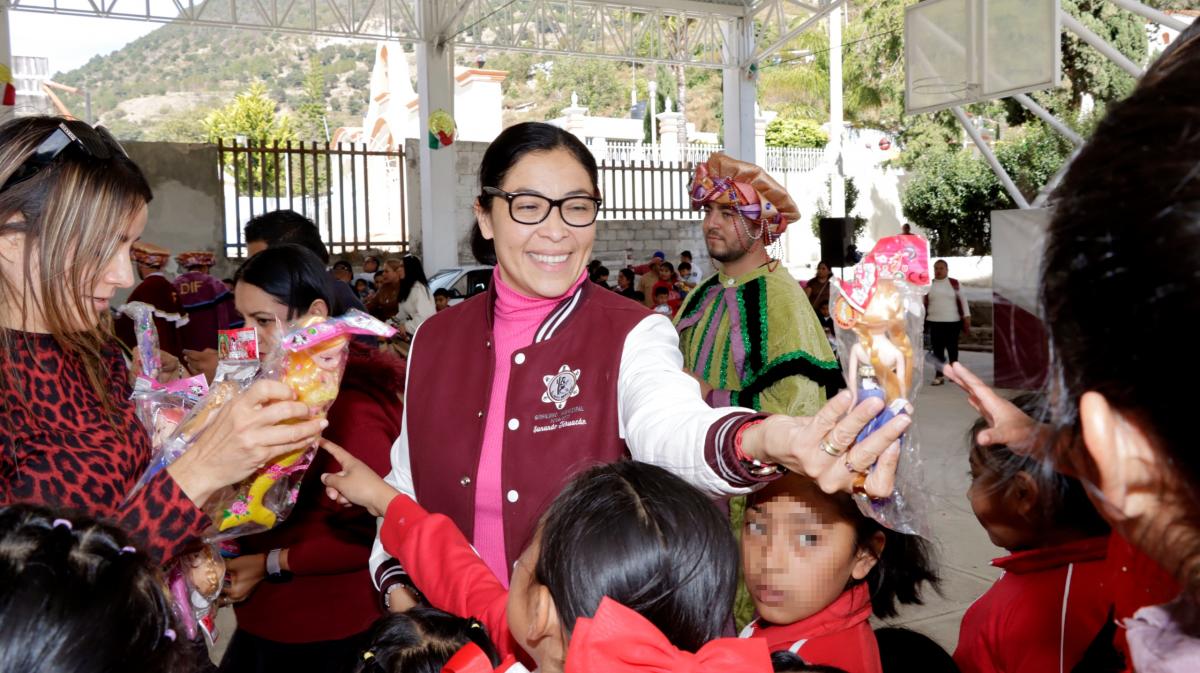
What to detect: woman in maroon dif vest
<box><xmin>365</xmin><ymin>122</ymin><xmax>911</xmax><ymax>609</ymax></box>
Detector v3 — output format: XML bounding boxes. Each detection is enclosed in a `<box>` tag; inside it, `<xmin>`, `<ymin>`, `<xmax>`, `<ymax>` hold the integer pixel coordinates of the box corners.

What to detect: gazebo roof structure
<box><xmin>4</xmin><ymin>0</ymin><xmax>841</xmax><ymax>269</ymax></box>
<box><xmin>4</xmin><ymin>1</ymin><xmax>1180</xmax><ymax>267</ymax></box>
<box><xmin>5</xmin><ymin>0</ymin><xmax>836</xmax><ymax>68</ymax></box>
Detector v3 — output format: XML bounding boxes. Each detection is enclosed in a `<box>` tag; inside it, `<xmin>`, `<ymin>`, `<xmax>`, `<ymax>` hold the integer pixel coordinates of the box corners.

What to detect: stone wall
<box><xmin>592</xmin><ymin>219</ymin><xmax>712</xmax><ymax>277</ymax></box>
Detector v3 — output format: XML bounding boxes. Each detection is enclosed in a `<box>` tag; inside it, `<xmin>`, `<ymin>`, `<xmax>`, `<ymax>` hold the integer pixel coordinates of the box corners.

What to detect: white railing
<box><xmin>763</xmin><ymin>146</ymin><xmax>827</xmax><ymax>173</ymax></box>
<box><xmin>588</xmin><ymin>140</ymin><xmax>724</xmax><ymax>165</ymax></box>
<box><xmin>588</xmin><ymin>139</ymin><xmax>827</xmax><ymax>174</ymax></box>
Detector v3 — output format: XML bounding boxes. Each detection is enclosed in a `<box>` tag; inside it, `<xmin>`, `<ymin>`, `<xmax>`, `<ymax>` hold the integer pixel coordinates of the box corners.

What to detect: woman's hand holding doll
<box><xmin>739</xmin><ymin>390</ymin><xmax>909</xmax><ymax>498</ymax></box>
<box><xmin>167</xmin><ymin>380</ymin><xmax>328</xmax><ymax>507</ymax></box>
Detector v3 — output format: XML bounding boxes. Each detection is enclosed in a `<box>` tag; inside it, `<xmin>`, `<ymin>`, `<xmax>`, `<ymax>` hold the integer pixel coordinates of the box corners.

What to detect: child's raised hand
<box><xmin>319</xmin><ymin>439</ymin><xmax>399</xmax><ymax>517</ymax></box>
<box><xmin>943</xmin><ymin>362</ymin><xmax>1046</xmax><ymax>455</ymax></box>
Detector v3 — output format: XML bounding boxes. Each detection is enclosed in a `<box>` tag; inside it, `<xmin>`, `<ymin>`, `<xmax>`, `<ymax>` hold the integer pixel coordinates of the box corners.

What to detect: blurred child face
<box><xmin>967</xmin><ymin>452</ymin><xmax>1038</xmax><ymax>551</ymax></box>
<box><xmin>742</xmin><ymin>477</ymin><xmax>878</xmax><ymax>625</ymax></box>
<box><xmin>434</xmin><ymin>294</ymin><xmax>449</xmax><ymax>311</ymax></box>
<box><xmin>654</xmin><ymin>292</ymin><xmax>668</xmax><ymax>306</ymax></box>
<box><xmin>657</xmin><ymin>266</ymin><xmax>672</xmax><ymax>281</ymax></box>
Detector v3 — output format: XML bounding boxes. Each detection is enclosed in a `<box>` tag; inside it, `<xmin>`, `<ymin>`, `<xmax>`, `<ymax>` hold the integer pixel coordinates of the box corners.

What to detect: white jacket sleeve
<box><xmin>369</xmin><ymin>323</ymin><xmax>421</xmax><ymax>589</ymax></box>
<box><xmin>617</xmin><ymin>313</ymin><xmax>761</xmax><ymax>499</ymax></box>
<box><xmin>402</xmin><ymin>283</ymin><xmax>437</xmax><ymax>335</ymax></box>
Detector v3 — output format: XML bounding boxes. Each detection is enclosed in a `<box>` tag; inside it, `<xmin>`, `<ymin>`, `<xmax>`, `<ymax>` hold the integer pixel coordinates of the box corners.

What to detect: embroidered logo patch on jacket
<box><xmin>542</xmin><ymin>364</ymin><xmax>581</xmax><ymax>410</ymax></box>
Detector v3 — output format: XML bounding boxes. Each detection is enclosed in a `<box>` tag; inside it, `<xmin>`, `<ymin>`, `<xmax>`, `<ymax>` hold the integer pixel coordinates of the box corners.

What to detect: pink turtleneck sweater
<box><xmin>473</xmin><ymin>268</ymin><xmax>588</xmax><ymax>585</ymax></box>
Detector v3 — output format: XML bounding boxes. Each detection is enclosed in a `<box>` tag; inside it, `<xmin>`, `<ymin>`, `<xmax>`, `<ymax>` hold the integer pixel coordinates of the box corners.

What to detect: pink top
<box><xmin>473</xmin><ymin>268</ymin><xmax>588</xmax><ymax>585</ymax></box>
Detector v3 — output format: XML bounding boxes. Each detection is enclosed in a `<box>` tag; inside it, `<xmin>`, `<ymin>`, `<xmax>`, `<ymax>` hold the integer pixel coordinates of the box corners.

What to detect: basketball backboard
<box><xmin>905</xmin><ymin>0</ymin><xmax>1061</xmax><ymax>115</ymax></box>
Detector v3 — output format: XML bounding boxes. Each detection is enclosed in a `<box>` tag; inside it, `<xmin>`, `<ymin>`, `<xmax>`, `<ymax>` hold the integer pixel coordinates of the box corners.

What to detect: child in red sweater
<box><xmin>954</xmin><ymin>405</ymin><xmax>1114</xmax><ymax>673</ymax></box>
<box><xmin>739</xmin><ymin>474</ymin><xmax>939</xmax><ymax>673</ymax></box>
<box><xmin>320</xmin><ymin>445</ymin><xmax>771</xmax><ymax>673</ymax></box>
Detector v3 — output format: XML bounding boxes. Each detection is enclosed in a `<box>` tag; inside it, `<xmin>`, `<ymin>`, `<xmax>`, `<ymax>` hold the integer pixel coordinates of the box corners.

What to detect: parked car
<box><xmin>428</xmin><ymin>265</ymin><xmax>493</xmax><ymax>306</ymax></box>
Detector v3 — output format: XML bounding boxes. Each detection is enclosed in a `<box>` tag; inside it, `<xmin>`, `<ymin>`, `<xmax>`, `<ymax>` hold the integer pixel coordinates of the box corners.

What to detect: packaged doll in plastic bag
<box><xmin>830</xmin><ymin>234</ymin><xmax>932</xmax><ymax>536</ymax></box>
<box><xmin>166</xmin><ymin>544</ymin><xmax>225</xmax><ymax>645</ymax></box>
<box><xmin>126</xmin><ymin>328</ymin><xmax>260</xmax><ymax>505</ymax></box>
<box><xmin>205</xmin><ymin>309</ymin><xmax>395</xmax><ymax>540</ymax></box>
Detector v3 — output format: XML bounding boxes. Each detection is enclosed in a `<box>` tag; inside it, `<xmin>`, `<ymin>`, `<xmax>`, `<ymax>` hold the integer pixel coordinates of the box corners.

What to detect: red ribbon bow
<box><xmin>563</xmin><ymin>597</ymin><xmax>771</xmax><ymax>673</ymax></box>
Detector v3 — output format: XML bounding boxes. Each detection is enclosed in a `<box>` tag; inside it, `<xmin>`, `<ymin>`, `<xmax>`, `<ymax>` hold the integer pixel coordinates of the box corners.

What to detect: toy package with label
<box><xmin>830</xmin><ymin>234</ymin><xmax>932</xmax><ymax>536</ymax></box>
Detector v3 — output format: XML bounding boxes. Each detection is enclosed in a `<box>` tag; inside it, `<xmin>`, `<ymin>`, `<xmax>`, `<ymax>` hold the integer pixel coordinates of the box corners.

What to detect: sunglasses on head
<box><xmin>0</xmin><ymin>121</ymin><xmax>127</xmax><ymax>194</ymax></box>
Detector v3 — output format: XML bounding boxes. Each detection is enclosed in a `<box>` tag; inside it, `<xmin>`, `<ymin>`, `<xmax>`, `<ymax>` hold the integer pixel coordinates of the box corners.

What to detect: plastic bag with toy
<box><xmin>166</xmin><ymin>544</ymin><xmax>226</xmax><ymax>645</ymax></box>
<box><xmin>125</xmin><ymin>327</ymin><xmax>260</xmax><ymax>504</ymax></box>
<box><xmin>830</xmin><ymin>234</ymin><xmax>932</xmax><ymax>536</ymax></box>
<box><xmin>204</xmin><ymin>309</ymin><xmax>395</xmax><ymax>540</ymax></box>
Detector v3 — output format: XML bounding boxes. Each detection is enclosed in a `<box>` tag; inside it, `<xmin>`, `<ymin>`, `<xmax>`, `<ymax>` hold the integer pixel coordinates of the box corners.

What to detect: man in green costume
<box><xmin>676</xmin><ymin>152</ymin><xmax>842</xmax><ymax>416</ymax></box>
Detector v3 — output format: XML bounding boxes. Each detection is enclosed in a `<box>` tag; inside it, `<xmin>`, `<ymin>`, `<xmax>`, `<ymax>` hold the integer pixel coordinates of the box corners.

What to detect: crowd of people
<box><xmin>1</xmin><ymin>21</ymin><xmax>1199</xmax><ymax>673</ymax></box>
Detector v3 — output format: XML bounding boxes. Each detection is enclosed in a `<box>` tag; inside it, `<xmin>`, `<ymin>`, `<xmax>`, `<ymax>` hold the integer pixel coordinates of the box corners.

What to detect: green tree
<box><xmin>901</xmin><ymin>148</ymin><xmax>1006</xmax><ymax>255</ymax></box>
<box><xmin>811</xmin><ymin>176</ymin><xmax>868</xmax><ymax>240</ymax></box>
<box><xmin>544</xmin><ymin>57</ymin><xmax>628</xmax><ymax>119</ymax></box>
<box><xmin>765</xmin><ymin>118</ymin><xmax>828</xmax><ymax>148</ymax></box>
<box><xmin>298</xmin><ymin>56</ymin><xmax>329</xmax><ymax>142</ymax></box>
<box><xmin>204</xmin><ymin>83</ymin><xmax>297</xmax><ymax>197</ymax></box>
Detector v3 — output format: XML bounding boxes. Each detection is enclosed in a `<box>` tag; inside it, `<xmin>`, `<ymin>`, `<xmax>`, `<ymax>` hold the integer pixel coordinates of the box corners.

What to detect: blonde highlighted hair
<box><xmin>0</xmin><ymin>116</ymin><xmax>152</xmax><ymax>412</ymax></box>
<box><xmin>852</xmin><ymin>280</ymin><xmax>913</xmax><ymax>403</ymax></box>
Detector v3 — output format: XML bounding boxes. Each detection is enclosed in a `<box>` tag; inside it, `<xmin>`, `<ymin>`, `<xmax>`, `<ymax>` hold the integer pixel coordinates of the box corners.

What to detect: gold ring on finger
<box><xmin>820</xmin><ymin>439</ymin><xmax>846</xmax><ymax>458</ymax></box>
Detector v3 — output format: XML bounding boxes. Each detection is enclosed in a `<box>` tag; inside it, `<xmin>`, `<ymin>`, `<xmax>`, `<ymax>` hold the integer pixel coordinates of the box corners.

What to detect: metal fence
<box><xmin>218</xmin><ymin>139</ymin><xmax>408</xmax><ymax>259</ymax></box>
<box><xmin>597</xmin><ymin>159</ymin><xmax>701</xmax><ymax>221</ymax></box>
<box><xmin>593</xmin><ymin>144</ymin><xmax>827</xmax><ymax>221</ymax></box>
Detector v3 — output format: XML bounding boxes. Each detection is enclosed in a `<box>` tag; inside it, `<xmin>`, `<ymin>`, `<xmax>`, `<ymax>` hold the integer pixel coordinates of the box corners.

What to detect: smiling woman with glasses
<box><xmin>0</xmin><ymin>116</ymin><xmax>327</xmax><ymax>568</ymax></box>
<box><xmin>362</xmin><ymin>121</ymin><xmax>906</xmax><ymax>616</ymax></box>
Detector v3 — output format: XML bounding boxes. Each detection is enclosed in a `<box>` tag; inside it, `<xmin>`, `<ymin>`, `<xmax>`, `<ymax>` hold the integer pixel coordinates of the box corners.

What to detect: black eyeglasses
<box><xmin>483</xmin><ymin>186</ymin><xmax>602</xmax><ymax>228</ymax></box>
<box><xmin>1</xmin><ymin>121</ymin><xmax>127</xmax><ymax>194</ymax></box>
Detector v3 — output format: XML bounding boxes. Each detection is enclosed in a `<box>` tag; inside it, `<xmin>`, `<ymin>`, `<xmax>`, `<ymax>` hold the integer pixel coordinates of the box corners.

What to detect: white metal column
<box><xmin>828</xmin><ymin>3</ymin><xmax>845</xmax><ymax>218</ymax></box>
<box><xmin>721</xmin><ymin>15</ymin><xmax>756</xmax><ymax>162</ymax></box>
<box><xmin>416</xmin><ymin>0</ymin><xmax>459</xmax><ymax>271</ymax></box>
<box><xmin>1</xmin><ymin>1</ymin><xmax>13</xmax><ymax>124</ymax></box>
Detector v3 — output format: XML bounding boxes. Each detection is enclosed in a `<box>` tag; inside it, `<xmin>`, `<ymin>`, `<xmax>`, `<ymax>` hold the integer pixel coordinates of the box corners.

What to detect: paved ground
<box><xmin>875</xmin><ymin>350</ymin><xmax>1003</xmax><ymax>653</ymax></box>
<box><xmin>210</xmin><ymin>350</ymin><xmax>1002</xmax><ymax>662</ymax></box>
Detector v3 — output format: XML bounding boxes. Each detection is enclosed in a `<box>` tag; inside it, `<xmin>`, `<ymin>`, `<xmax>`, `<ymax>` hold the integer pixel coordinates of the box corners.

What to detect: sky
<box><xmin>10</xmin><ymin>13</ymin><xmax>161</xmax><ymax>75</ymax></box>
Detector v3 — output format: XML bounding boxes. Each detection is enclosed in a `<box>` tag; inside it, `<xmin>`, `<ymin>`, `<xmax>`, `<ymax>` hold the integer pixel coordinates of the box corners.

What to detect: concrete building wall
<box><xmin>115</xmin><ymin>141</ymin><xmax>224</xmax><ymax>304</ymax></box>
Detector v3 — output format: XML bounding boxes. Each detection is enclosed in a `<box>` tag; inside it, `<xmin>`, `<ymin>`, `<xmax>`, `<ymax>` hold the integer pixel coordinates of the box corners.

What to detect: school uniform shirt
<box><xmin>739</xmin><ymin>583</ymin><xmax>882</xmax><ymax>673</ymax></box>
<box><xmin>954</xmin><ymin>536</ymin><xmax>1112</xmax><ymax>673</ymax></box>
<box><xmin>1107</xmin><ymin>533</ymin><xmax>1180</xmax><ymax>670</ymax></box>
<box><xmin>378</xmin><ymin>492</ymin><xmax>528</xmax><ymax>666</ymax></box>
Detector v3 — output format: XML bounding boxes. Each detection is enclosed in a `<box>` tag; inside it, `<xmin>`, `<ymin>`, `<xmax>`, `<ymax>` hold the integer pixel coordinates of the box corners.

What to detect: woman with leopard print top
<box><xmin>0</xmin><ymin>116</ymin><xmax>327</xmax><ymax>562</ymax></box>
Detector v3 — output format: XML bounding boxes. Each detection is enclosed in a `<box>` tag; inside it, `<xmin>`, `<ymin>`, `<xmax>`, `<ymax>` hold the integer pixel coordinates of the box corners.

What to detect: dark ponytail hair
<box><xmin>235</xmin><ymin>243</ymin><xmax>343</xmax><ymax>318</ymax></box>
<box><xmin>831</xmin><ymin>495</ymin><xmax>940</xmax><ymax>619</ymax></box>
<box><xmin>534</xmin><ymin>460</ymin><xmax>739</xmax><ymax>653</ymax></box>
<box><xmin>968</xmin><ymin>394</ymin><xmax>1110</xmax><ymax>538</ymax></box>
<box><xmin>352</xmin><ymin>607</ymin><xmax>500</xmax><ymax>673</ymax></box>
<box><xmin>770</xmin><ymin>651</ymin><xmax>849</xmax><ymax>673</ymax></box>
<box><xmin>397</xmin><ymin>254</ymin><xmax>429</xmax><ymax>304</ymax></box>
<box><xmin>470</xmin><ymin>122</ymin><xmax>599</xmax><ymax>265</ymax></box>
<box><xmin>0</xmin><ymin>504</ymin><xmax>189</xmax><ymax>673</ymax></box>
